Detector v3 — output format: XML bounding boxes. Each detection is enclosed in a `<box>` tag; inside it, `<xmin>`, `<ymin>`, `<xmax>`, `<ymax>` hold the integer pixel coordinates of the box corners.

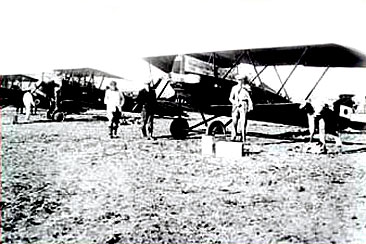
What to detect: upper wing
<box><xmin>54</xmin><ymin>67</ymin><xmax>122</xmax><ymax>79</ymax></box>
<box><xmin>145</xmin><ymin>43</ymin><xmax>366</xmax><ymax>72</ymax></box>
<box><xmin>144</xmin><ymin>55</ymin><xmax>177</xmax><ymax>73</ymax></box>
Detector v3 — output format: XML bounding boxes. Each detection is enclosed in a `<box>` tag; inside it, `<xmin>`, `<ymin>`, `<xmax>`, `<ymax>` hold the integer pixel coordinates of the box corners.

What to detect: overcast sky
<box><xmin>1</xmin><ymin>0</ymin><xmax>366</xmax><ymax>101</ymax></box>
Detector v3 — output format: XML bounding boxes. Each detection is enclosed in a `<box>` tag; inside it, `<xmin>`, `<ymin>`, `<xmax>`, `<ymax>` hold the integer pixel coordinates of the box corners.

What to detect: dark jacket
<box><xmin>137</xmin><ymin>88</ymin><xmax>156</xmax><ymax>111</ymax></box>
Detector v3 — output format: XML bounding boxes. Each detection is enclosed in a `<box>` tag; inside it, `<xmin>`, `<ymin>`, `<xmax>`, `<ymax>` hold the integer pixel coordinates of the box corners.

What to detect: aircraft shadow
<box><xmin>156</xmin><ymin>130</ymin><xmax>366</xmax><ymax>146</ymax></box>
<box><xmin>341</xmin><ymin>147</ymin><xmax>366</xmax><ymax>154</ymax></box>
<box><xmin>16</xmin><ymin>116</ymin><xmax>106</xmax><ymax>124</ymax></box>
<box><xmin>248</xmin><ymin>131</ymin><xmax>366</xmax><ymax>146</ymax></box>
<box><xmin>248</xmin><ymin>131</ymin><xmax>309</xmax><ymax>144</ymax></box>
<box><xmin>155</xmin><ymin>129</ymin><xmax>206</xmax><ymax>140</ymax></box>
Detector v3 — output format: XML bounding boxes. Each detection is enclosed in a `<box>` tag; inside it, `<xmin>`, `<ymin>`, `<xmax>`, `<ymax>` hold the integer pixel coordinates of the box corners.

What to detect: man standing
<box><xmin>229</xmin><ymin>75</ymin><xmax>253</xmax><ymax>142</ymax></box>
<box><xmin>11</xmin><ymin>80</ymin><xmax>24</xmax><ymax>114</ymax></box>
<box><xmin>137</xmin><ymin>80</ymin><xmax>157</xmax><ymax>139</ymax></box>
<box><xmin>104</xmin><ymin>81</ymin><xmax>125</xmax><ymax>138</ymax></box>
<box><xmin>22</xmin><ymin>83</ymin><xmax>37</xmax><ymax>121</ymax></box>
<box><xmin>53</xmin><ymin>72</ymin><xmax>63</xmax><ymax>112</ymax></box>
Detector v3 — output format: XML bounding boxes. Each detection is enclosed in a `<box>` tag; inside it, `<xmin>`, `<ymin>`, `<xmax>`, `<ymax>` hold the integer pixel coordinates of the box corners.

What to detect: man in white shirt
<box><xmin>229</xmin><ymin>75</ymin><xmax>253</xmax><ymax>142</ymax></box>
<box><xmin>22</xmin><ymin>83</ymin><xmax>37</xmax><ymax>121</ymax></box>
<box><xmin>104</xmin><ymin>81</ymin><xmax>125</xmax><ymax>138</ymax></box>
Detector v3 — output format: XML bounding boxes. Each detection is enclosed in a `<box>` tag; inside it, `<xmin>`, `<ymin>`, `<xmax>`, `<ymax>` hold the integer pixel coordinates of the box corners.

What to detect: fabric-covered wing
<box><xmin>145</xmin><ymin>43</ymin><xmax>366</xmax><ymax>73</ymax></box>
<box><xmin>144</xmin><ymin>55</ymin><xmax>177</xmax><ymax>73</ymax></box>
<box><xmin>217</xmin><ymin>43</ymin><xmax>366</xmax><ymax>67</ymax></box>
<box><xmin>54</xmin><ymin>68</ymin><xmax>122</xmax><ymax>79</ymax></box>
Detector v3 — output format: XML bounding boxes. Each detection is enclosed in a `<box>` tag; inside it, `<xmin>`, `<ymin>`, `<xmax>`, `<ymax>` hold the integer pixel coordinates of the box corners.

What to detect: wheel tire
<box><xmin>34</xmin><ymin>99</ymin><xmax>41</xmax><ymax>106</ymax></box>
<box><xmin>47</xmin><ymin>110</ymin><xmax>53</xmax><ymax>119</ymax></box>
<box><xmin>206</xmin><ymin>120</ymin><xmax>226</xmax><ymax>136</ymax></box>
<box><xmin>170</xmin><ymin>118</ymin><xmax>189</xmax><ymax>139</ymax></box>
<box><xmin>52</xmin><ymin>111</ymin><xmax>65</xmax><ymax>122</ymax></box>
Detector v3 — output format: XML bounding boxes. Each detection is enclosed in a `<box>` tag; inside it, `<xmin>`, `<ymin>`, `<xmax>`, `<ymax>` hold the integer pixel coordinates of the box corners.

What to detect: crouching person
<box><xmin>300</xmin><ymin>99</ymin><xmax>342</xmax><ymax>154</ymax></box>
<box><xmin>104</xmin><ymin>81</ymin><xmax>125</xmax><ymax>138</ymax></box>
<box><xmin>137</xmin><ymin>80</ymin><xmax>157</xmax><ymax>139</ymax></box>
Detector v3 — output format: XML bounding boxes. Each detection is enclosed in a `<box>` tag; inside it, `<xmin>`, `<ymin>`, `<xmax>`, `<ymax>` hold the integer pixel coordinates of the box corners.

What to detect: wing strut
<box><xmin>249</xmin><ymin>65</ymin><xmax>268</xmax><ymax>83</ymax></box>
<box><xmin>276</xmin><ymin>47</ymin><xmax>309</xmax><ymax>96</ymax></box>
<box><xmin>148</xmin><ymin>61</ymin><xmax>153</xmax><ymax>80</ymax></box>
<box><xmin>213</xmin><ymin>53</ymin><xmax>218</xmax><ymax>78</ymax></box>
<box><xmin>304</xmin><ymin>66</ymin><xmax>330</xmax><ymax>101</ymax></box>
<box><xmin>247</xmin><ymin>51</ymin><xmax>267</xmax><ymax>86</ymax></box>
<box><xmin>222</xmin><ymin>51</ymin><xmax>246</xmax><ymax>80</ymax></box>
<box><xmin>273</xmin><ymin>66</ymin><xmax>290</xmax><ymax>100</ymax></box>
<box><xmin>98</xmin><ymin>75</ymin><xmax>105</xmax><ymax>89</ymax></box>
<box><xmin>157</xmin><ymin>78</ymin><xmax>171</xmax><ymax>99</ymax></box>
<box><xmin>247</xmin><ymin>50</ymin><xmax>271</xmax><ymax>103</ymax></box>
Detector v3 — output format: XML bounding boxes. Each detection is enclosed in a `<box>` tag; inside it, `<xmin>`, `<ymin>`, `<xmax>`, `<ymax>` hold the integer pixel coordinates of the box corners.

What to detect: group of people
<box><xmin>17</xmin><ymin>72</ymin><xmax>347</xmax><ymax>154</ymax></box>
<box><xmin>104</xmin><ymin>80</ymin><xmax>156</xmax><ymax>139</ymax></box>
<box><xmin>300</xmin><ymin>95</ymin><xmax>357</xmax><ymax>153</ymax></box>
<box><xmin>105</xmin><ymin>75</ymin><xmax>253</xmax><ymax>142</ymax></box>
<box><xmin>229</xmin><ymin>74</ymin><xmax>349</xmax><ymax>153</ymax></box>
<box><xmin>23</xmin><ymin>74</ymin><xmax>62</xmax><ymax>121</ymax></box>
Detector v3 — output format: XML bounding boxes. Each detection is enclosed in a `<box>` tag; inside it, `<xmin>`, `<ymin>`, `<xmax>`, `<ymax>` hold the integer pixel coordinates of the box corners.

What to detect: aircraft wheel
<box><xmin>47</xmin><ymin>110</ymin><xmax>53</xmax><ymax>119</ymax></box>
<box><xmin>53</xmin><ymin>111</ymin><xmax>65</xmax><ymax>122</ymax></box>
<box><xmin>34</xmin><ymin>99</ymin><xmax>41</xmax><ymax>106</ymax></box>
<box><xmin>170</xmin><ymin>118</ymin><xmax>189</xmax><ymax>139</ymax></box>
<box><xmin>206</xmin><ymin>120</ymin><xmax>226</xmax><ymax>136</ymax></box>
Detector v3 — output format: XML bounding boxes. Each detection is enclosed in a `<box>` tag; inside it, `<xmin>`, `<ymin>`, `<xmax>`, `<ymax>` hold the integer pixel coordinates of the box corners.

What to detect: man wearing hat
<box><xmin>229</xmin><ymin>74</ymin><xmax>253</xmax><ymax>142</ymax></box>
<box><xmin>137</xmin><ymin>80</ymin><xmax>157</xmax><ymax>139</ymax></box>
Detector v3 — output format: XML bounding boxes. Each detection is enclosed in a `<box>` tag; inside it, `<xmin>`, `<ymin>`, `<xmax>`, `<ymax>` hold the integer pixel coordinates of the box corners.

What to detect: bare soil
<box><xmin>1</xmin><ymin>107</ymin><xmax>366</xmax><ymax>244</ymax></box>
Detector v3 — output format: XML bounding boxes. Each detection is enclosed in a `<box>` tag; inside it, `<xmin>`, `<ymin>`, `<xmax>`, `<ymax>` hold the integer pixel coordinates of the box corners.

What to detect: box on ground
<box><xmin>215</xmin><ymin>141</ymin><xmax>243</xmax><ymax>158</ymax></box>
<box><xmin>201</xmin><ymin>135</ymin><xmax>215</xmax><ymax>156</ymax></box>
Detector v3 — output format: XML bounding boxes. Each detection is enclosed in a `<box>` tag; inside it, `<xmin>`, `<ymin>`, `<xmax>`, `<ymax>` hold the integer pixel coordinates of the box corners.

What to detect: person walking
<box><xmin>104</xmin><ymin>81</ymin><xmax>125</xmax><ymax>138</ymax></box>
<box><xmin>137</xmin><ymin>80</ymin><xmax>157</xmax><ymax>139</ymax></box>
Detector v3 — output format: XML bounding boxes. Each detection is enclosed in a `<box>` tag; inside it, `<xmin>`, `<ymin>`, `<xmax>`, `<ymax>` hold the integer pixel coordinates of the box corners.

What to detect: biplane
<box><xmin>0</xmin><ymin>67</ymin><xmax>181</xmax><ymax>121</ymax></box>
<box><xmin>0</xmin><ymin>74</ymin><xmax>38</xmax><ymax>109</ymax></box>
<box><xmin>0</xmin><ymin>68</ymin><xmax>125</xmax><ymax>121</ymax></box>
<box><xmin>51</xmin><ymin>68</ymin><xmax>182</xmax><ymax>120</ymax></box>
<box><xmin>145</xmin><ymin>43</ymin><xmax>366</xmax><ymax>139</ymax></box>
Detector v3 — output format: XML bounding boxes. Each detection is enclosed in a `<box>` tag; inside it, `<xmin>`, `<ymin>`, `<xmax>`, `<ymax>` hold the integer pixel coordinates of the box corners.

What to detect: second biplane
<box><xmin>145</xmin><ymin>43</ymin><xmax>366</xmax><ymax>139</ymax></box>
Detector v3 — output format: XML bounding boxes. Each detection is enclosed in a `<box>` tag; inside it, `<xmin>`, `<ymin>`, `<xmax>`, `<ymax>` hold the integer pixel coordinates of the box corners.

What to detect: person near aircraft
<box><xmin>51</xmin><ymin>72</ymin><xmax>63</xmax><ymax>114</ymax></box>
<box><xmin>137</xmin><ymin>80</ymin><xmax>157</xmax><ymax>139</ymax></box>
<box><xmin>229</xmin><ymin>75</ymin><xmax>254</xmax><ymax>142</ymax></box>
<box><xmin>104</xmin><ymin>81</ymin><xmax>125</xmax><ymax>138</ymax></box>
<box><xmin>300</xmin><ymin>99</ymin><xmax>342</xmax><ymax>153</ymax></box>
<box><xmin>11</xmin><ymin>80</ymin><xmax>24</xmax><ymax>114</ymax></box>
<box><xmin>22</xmin><ymin>83</ymin><xmax>37</xmax><ymax>121</ymax></box>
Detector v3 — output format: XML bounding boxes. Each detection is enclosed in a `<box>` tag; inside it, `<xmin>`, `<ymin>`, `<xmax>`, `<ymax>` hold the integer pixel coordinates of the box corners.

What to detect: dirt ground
<box><xmin>1</xmin><ymin>107</ymin><xmax>366</xmax><ymax>244</ymax></box>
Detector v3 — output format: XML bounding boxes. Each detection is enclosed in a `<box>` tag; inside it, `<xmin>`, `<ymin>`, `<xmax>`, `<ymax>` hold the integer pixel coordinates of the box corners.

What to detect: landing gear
<box><xmin>47</xmin><ymin>110</ymin><xmax>53</xmax><ymax>119</ymax></box>
<box><xmin>52</xmin><ymin>111</ymin><xmax>65</xmax><ymax>122</ymax></box>
<box><xmin>206</xmin><ymin>120</ymin><xmax>226</xmax><ymax>136</ymax></box>
<box><xmin>170</xmin><ymin>117</ymin><xmax>189</xmax><ymax>139</ymax></box>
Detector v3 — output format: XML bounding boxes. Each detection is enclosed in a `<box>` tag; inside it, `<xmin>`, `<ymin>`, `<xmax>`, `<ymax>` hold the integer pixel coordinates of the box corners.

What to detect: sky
<box><xmin>1</xmin><ymin>0</ymin><xmax>366</xmax><ymax>102</ymax></box>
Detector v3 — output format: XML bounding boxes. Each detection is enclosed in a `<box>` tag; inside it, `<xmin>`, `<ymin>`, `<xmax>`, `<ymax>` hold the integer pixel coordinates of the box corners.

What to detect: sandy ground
<box><xmin>1</xmin><ymin>107</ymin><xmax>366</xmax><ymax>244</ymax></box>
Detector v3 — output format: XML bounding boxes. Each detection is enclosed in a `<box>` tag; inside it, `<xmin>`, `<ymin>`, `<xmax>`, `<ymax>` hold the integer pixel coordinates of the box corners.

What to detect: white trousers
<box><xmin>23</xmin><ymin>92</ymin><xmax>35</xmax><ymax>120</ymax></box>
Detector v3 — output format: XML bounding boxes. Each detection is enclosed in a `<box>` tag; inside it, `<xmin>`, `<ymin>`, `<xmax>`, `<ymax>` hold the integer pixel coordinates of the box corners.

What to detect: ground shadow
<box><xmin>341</xmin><ymin>147</ymin><xmax>366</xmax><ymax>154</ymax></box>
<box><xmin>248</xmin><ymin>131</ymin><xmax>366</xmax><ymax>146</ymax></box>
